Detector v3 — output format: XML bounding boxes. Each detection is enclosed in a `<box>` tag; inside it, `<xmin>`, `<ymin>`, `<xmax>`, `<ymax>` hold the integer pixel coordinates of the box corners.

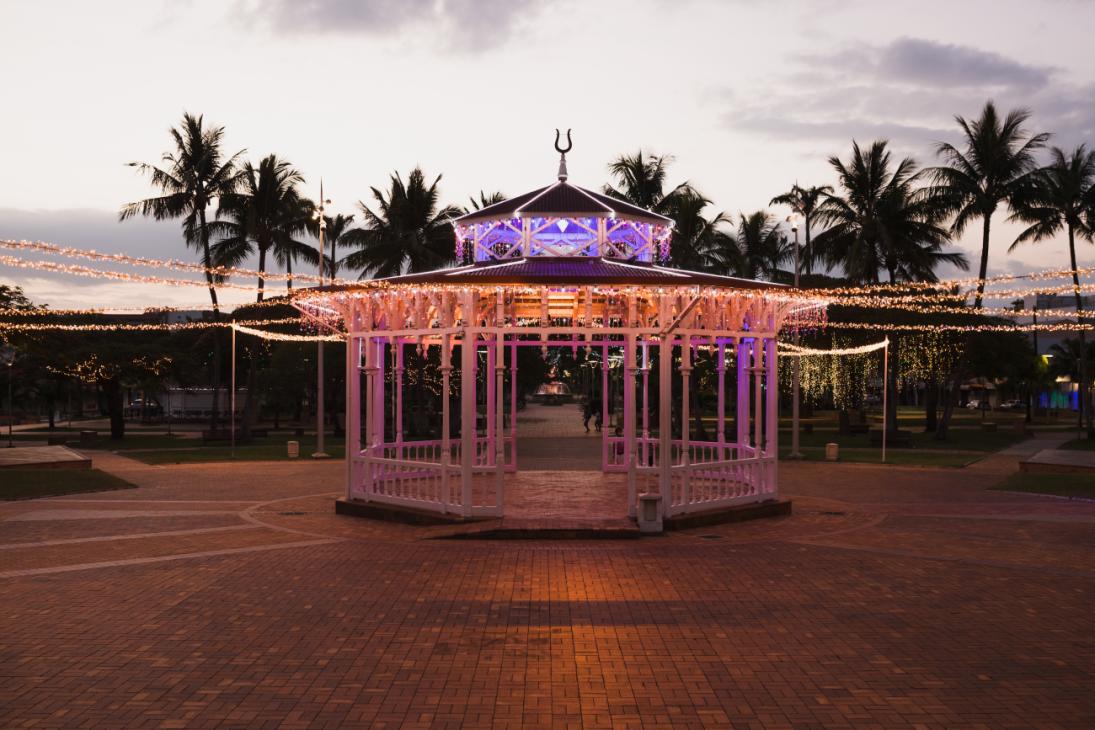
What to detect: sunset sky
<box><xmin>2</xmin><ymin>0</ymin><xmax>1094</xmax><ymax>309</ymax></box>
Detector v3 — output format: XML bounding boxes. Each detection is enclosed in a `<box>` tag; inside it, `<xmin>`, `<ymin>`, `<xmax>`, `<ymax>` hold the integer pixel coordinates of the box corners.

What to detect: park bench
<box><xmin>847</xmin><ymin>412</ymin><xmax>870</xmax><ymax>435</ymax></box>
<box><xmin>981</xmin><ymin>421</ymin><xmax>997</xmax><ymax>432</ymax></box>
<box><xmin>200</xmin><ymin>429</ymin><xmax>258</xmax><ymax>444</ymax></box>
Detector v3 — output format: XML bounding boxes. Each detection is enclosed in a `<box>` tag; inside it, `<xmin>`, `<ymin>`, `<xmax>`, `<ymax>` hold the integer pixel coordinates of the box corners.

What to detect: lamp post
<box><xmin>787</xmin><ymin>214</ymin><xmax>803</xmax><ymax>459</ymax></box>
<box><xmin>2</xmin><ymin>348</ymin><xmax>15</xmax><ymax>448</ymax></box>
<box><xmin>313</xmin><ymin>181</ymin><xmax>331</xmax><ymax>459</ymax></box>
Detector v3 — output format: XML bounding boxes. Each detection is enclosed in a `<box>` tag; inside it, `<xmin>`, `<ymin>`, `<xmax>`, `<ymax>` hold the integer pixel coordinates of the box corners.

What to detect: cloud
<box><xmin>877</xmin><ymin>37</ymin><xmax>1053</xmax><ymax>89</ymax></box>
<box><xmin>722</xmin><ymin>36</ymin><xmax>1091</xmax><ymax>151</ymax></box>
<box><xmin>234</xmin><ymin>0</ymin><xmax>554</xmax><ymax>50</ymax></box>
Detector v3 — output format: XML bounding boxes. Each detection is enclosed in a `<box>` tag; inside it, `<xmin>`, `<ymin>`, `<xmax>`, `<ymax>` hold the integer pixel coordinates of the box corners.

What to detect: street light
<box><xmin>787</xmin><ymin>213</ymin><xmax>804</xmax><ymax>459</ymax></box>
<box><xmin>1</xmin><ymin>347</ymin><xmax>16</xmax><ymax>448</ymax></box>
<box><xmin>312</xmin><ymin>181</ymin><xmax>332</xmax><ymax>459</ymax></box>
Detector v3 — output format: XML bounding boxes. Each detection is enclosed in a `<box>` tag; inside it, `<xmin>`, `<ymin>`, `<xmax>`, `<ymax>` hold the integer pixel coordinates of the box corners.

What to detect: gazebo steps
<box><xmin>439</xmin><ymin>517</ymin><xmax>641</xmax><ymax>540</ymax></box>
<box><xmin>664</xmin><ymin>499</ymin><xmax>792</xmax><ymax>531</ymax></box>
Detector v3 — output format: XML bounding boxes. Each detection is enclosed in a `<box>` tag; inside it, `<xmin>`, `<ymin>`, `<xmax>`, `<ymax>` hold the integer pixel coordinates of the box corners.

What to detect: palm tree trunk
<box><xmin>804</xmin><ymin>218</ymin><xmax>812</xmax><ymax>276</ymax></box>
<box><xmin>286</xmin><ymin>257</ymin><xmax>293</xmax><ymax>292</ymax></box>
<box><xmin>974</xmin><ymin>216</ymin><xmax>991</xmax><ymax>309</ymax></box>
<box><xmin>199</xmin><ymin>205</ymin><xmax>221</xmax><ymax>430</ymax></box>
<box><xmin>924</xmin><ymin>376</ymin><xmax>938</xmax><ymax>432</ymax></box>
<box><xmin>1068</xmin><ymin>225</ymin><xmax>1091</xmax><ymax>435</ymax></box>
<box><xmin>257</xmin><ymin>245</ymin><xmax>267</xmax><ymax>303</ymax></box>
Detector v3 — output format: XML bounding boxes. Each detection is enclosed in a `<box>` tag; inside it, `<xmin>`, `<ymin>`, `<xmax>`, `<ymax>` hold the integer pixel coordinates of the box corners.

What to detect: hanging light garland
<box><xmin>232</xmin><ymin>323</ymin><xmax>343</xmax><ymax>342</ymax></box>
<box><xmin>828</xmin><ymin>321</ymin><xmax>1094</xmax><ymax>333</ymax></box>
<box><xmin>0</xmin><ymin>316</ymin><xmax>300</xmax><ymax>333</ymax></box>
<box><xmin>0</xmin><ymin>239</ymin><xmax>350</xmax><ymax>286</ymax></box>
<box><xmin>779</xmin><ymin>339</ymin><xmax>889</xmax><ymax>357</ymax></box>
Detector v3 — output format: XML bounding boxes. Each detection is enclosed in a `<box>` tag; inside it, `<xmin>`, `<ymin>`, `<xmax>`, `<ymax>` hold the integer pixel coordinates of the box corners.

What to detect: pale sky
<box><xmin>2</xmin><ymin>0</ymin><xmax>1094</xmax><ymax>309</ymax></box>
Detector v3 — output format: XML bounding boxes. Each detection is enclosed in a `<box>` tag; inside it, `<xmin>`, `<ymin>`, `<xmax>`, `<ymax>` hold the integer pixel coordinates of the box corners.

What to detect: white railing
<box><xmin>625</xmin><ymin>438</ymin><xmax>774</xmax><ymax>517</ymax></box>
<box><xmin>606</xmin><ymin>437</ymin><xmax>757</xmax><ymax>470</ymax></box>
<box><xmin>350</xmin><ymin>435</ymin><xmax>512</xmax><ymax>516</ymax></box>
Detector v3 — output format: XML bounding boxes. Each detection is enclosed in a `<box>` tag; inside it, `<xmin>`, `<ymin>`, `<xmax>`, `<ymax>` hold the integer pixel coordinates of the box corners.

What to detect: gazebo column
<box><xmin>717</xmin><ymin>340</ymin><xmax>726</xmax><ymax>461</ymax></box>
<box><xmin>363</xmin><ymin>335</ymin><xmax>378</xmax><ymax>502</ymax></box>
<box><xmin>642</xmin><ymin>342</ymin><xmax>650</xmax><ymax>465</ymax></box>
<box><xmin>440</xmin><ymin>333</ymin><xmax>452</xmax><ymax>513</ymax></box>
<box><xmin>658</xmin><ymin>332</ymin><xmax>673</xmax><ymax>517</ymax></box>
<box><xmin>736</xmin><ymin>338</ymin><xmax>749</xmax><ymax>453</ymax></box>
<box><xmin>345</xmin><ymin>333</ymin><xmax>361</xmax><ymax>501</ymax></box>
<box><xmin>510</xmin><ymin>341</ymin><xmax>518</xmax><ymax>472</ymax></box>
<box><xmin>680</xmin><ymin>336</ymin><xmax>692</xmax><ymax>508</ymax></box>
<box><xmin>494</xmin><ymin>330</ymin><xmax>505</xmax><ymax>514</ymax></box>
<box><xmin>395</xmin><ymin>340</ymin><xmax>404</xmax><ymax>460</ymax></box>
<box><xmin>485</xmin><ymin>337</ymin><xmax>496</xmax><ymax>467</ymax></box>
<box><xmin>373</xmin><ymin>339</ymin><xmax>386</xmax><ymax>449</ymax></box>
<box><xmin>601</xmin><ymin>340</ymin><xmax>610</xmax><ymax>470</ymax></box>
<box><xmin>460</xmin><ymin>327</ymin><xmax>476</xmax><ymax>517</ymax></box>
<box><xmin>765</xmin><ymin>335</ymin><xmax>779</xmax><ymax>495</ymax></box>
<box><xmin>624</xmin><ymin>333</ymin><xmax>637</xmax><ymax>518</ymax></box>
<box><xmin>753</xmin><ymin>338</ymin><xmax>763</xmax><ymax>451</ymax></box>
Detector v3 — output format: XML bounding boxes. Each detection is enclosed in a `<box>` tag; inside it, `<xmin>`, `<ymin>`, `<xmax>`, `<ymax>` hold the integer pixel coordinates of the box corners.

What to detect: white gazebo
<box><xmin>295</xmin><ymin>141</ymin><xmax>815</xmax><ymax>525</ymax></box>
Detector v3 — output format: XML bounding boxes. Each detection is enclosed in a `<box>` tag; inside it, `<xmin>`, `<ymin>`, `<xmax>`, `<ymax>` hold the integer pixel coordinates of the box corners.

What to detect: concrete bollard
<box><xmin>637</xmin><ymin>493</ymin><xmax>663</xmax><ymax>534</ymax></box>
<box><xmin>825</xmin><ymin>442</ymin><xmax>839</xmax><ymax>461</ymax></box>
<box><xmin>287</xmin><ymin>440</ymin><xmax>300</xmax><ymax>459</ymax></box>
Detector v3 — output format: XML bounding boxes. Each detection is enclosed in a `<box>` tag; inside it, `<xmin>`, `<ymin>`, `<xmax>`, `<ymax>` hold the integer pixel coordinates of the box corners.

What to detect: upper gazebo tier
<box><xmin>453</xmin><ymin>140</ymin><xmax>673</xmax><ymax>263</ymax></box>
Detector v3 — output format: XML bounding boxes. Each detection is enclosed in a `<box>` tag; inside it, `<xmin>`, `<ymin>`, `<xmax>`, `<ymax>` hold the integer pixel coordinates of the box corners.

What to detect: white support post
<box><xmin>510</xmin><ymin>340</ymin><xmax>518</xmax><ymax>471</ymax></box>
<box><xmin>753</xmin><ymin>338</ymin><xmax>763</xmax><ymax>451</ymax></box>
<box><xmin>440</xmin><ymin>333</ymin><xmax>452</xmax><ymax>513</ymax></box>
<box><xmin>373</xmin><ymin>339</ymin><xmax>385</xmax><ymax>450</ymax></box>
<box><xmin>460</xmin><ymin>330</ymin><xmax>475</xmax><ymax>517</ymax></box>
<box><xmin>494</xmin><ymin>330</ymin><xmax>505</xmax><ymax>515</ymax></box>
<box><xmin>624</xmin><ymin>333</ymin><xmax>637</xmax><ymax>518</ymax></box>
<box><xmin>395</xmin><ymin>340</ymin><xmax>404</xmax><ymax>461</ymax></box>
<box><xmin>717</xmin><ymin>340</ymin><xmax>726</xmax><ymax>461</ymax></box>
<box><xmin>486</xmin><ymin>339</ymin><xmax>496</xmax><ymax>467</ymax></box>
<box><xmin>765</xmin><ymin>336</ymin><xmax>779</xmax><ymax>494</ymax></box>
<box><xmin>642</xmin><ymin>342</ymin><xmax>650</xmax><ymax>466</ymax></box>
<box><xmin>737</xmin><ymin>338</ymin><xmax>749</xmax><ymax>453</ymax></box>
<box><xmin>601</xmin><ymin>340</ymin><xmax>610</xmax><ymax>470</ymax></box>
<box><xmin>680</xmin><ymin>336</ymin><xmax>692</xmax><ymax>509</ymax></box>
<box><xmin>345</xmin><ymin>333</ymin><xmax>361</xmax><ymax>501</ymax></box>
<box><xmin>363</xmin><ymin>335</ymin><xmax>377</xmax><ymax>501</ymax></box>
<box><xmin>658</xmin><ymin>332</ymin><xmax>673</xmax><ymax>517</ymax></box>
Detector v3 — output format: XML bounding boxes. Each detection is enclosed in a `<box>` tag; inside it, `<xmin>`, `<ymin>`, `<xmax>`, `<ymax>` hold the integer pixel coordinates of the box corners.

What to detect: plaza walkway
<box><xmin>1</xmin><ymin>436</ymin><xmax>1095</xmax><ymax>727</ymax></box>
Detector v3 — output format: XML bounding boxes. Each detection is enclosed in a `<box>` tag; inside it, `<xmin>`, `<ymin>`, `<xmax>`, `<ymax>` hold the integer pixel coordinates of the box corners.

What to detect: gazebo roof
<box><xmin>316</xmin><ymin>257</ymin><xmax>787</xmax><ymax>290</ymax></box>
<box><xmin>454</xmin><ymin>181</ymin><xmax>673</xmax><ymax>225</ymax></box>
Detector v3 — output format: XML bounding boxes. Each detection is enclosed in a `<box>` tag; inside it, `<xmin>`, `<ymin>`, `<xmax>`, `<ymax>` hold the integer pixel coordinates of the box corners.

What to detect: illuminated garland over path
<box><xmin>0</xmin><ymin>239</ymin><xmax>342</xmax><ymax>286</ymax></box>
<box><xmin>828</xmin><ymin>321</ymin><xmax>1094</xmax><ymax>333</ymax></box>
<box><xmin>0</xmin><ymin>298</ymin><xmax>293</xmax><ymax>318</ymax></box>
<box><xmin>0</xmin><ymin>255</ymin><xmax>263</xmax><ymax>291</ymax></box>
<box><xmin>232</xmin><ymin>323</ymin><xmax>343</xmax><ymax>342</ymax></box>
<box><xmin>779</xmin><ymin>339</ymin><xmax>889</xmax><ymax>357</ymax></box>
<box><xmin>0</xmin><ymin>317</ymin><xmax>300</xmax><ymax>333</ymax></box>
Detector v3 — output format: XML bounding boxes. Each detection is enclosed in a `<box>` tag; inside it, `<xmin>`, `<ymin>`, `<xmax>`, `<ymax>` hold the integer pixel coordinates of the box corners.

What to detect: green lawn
<box><xmin>1</xmin><ymin>469</ymin><xmax>137</xmax><ymax>500</ymax></box>
<box><xmin>781</xmin><ymin>447</ymin><xmax>978</xmax><ymax>468</ymax></box>
<box><xmin>127</xmin><ymin>437</ymin><xmax>345</xmax><ymax>465</ymax></box>
<box><xmin>783</xmin><ymin>427</ymin><xmax>1029</xmax><ymax>453</ymax></box>
<box><xmin>991</xmin><ymin>472</ymin><xmax>1095</xmax><ymax>499</ymax></box>
<box><xmin>1059</xmin><ymin>438</ymin><xmax>1095</xmax><ymax>451</ymax></box>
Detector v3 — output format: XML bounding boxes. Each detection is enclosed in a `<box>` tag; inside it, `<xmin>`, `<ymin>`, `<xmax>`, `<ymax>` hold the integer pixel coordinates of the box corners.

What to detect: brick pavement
<box><xmin>1</xmin><ymin>448</ymin><xmax>1095</xmax><ymax>727</ymax></box>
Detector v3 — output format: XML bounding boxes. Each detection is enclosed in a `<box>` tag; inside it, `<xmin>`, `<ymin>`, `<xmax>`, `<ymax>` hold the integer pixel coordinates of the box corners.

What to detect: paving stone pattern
<box><xmin>1</xmin><ymin>439</ymin><xmax>1094</xmax><ymax>727</ymax></box>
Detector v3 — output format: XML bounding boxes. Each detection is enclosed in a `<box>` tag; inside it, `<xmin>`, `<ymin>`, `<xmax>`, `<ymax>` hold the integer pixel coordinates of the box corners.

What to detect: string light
<box><xmin>0</xmin><ymin>239</ymin><xmax>348</xmax><ymax>286</ymax></box>
<box><xmin>0</xmin><ymin>317</ymin><xmax>300</xmax><ymax>333</ymax></box>
<box><xmin>827</xmin><ymin>321</ymin><xmax>1095</xmax><ymax>333</ymax></box>
<box><xmin>0</xmin><ymin>255</ymin><xmax>263</xmax><ymax>290</ymax></box>
<box><xmin>779</xmin><ymin>339</ymin><xmax>889</xmax><ymax>357</ymax></box>
<box><xmin>232</xmin><ymin>323</ymin><xmax>343</xmax><ymax>342</ymax></box>
<box><xmin>0</xmin><ymin>298</ymin><xmax>295</xmax><ymax>318</ymax></box>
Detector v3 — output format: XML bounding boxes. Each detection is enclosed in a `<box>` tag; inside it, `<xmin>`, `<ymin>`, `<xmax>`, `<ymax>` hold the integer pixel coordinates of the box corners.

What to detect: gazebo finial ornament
<box><xmin>554</xmin><ymin>128</ymin><xmax>572</xmax><ymax>181</ymax></box>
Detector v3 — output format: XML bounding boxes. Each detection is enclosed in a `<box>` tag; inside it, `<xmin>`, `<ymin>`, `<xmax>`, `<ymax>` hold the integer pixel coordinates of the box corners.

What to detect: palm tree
<box><xmin>734</xmin><ymin>211</ymin><xmax>791</xmax><ymax>280</ymax></box>
<box><xmin>306</xmin><ymin>211</ymin><xmax>357</xmax><ymax>281</ymax></box>
<box><xmin>769</xmin><ymin>183</ymin><xmax>833</xmax><ymax>276</ymax></box>
<box><xmin>466</xmin><ymin>191</ymin><xmax>507</xmax><ymax>212</ymax></box>
<box><xmin>211</xmin><ymin>154</ymin><xmax>310</xmax><ymax>301</ymax></box>
<box><xmin>814</xmin><ymin>140</ymin><xmax>966</xmax><ymax>283</ymax></box>
<box><xmin>815</xmin><ymin>139</ymin><xmax>968</xmax><ymax>437</ymax></box>
<box><xmin>661</xmin><ymin>190</ymin><xmax>736</xmax><ymax>272</ymax></box>
<box><xmin>120</xmin><ymin>113</ymin><xmax>246</xmax><ymax>313</ymax></box>
<box><xmin>603</xmin><ymin>151</ymin><xmax>692</xmax><ymax>215</ymax></box>
<box><xmin>925</xmin><ymin>101</ymin><xmax>1049</xmax><ymax>308</ymax></box>
<box><xmin>1010</xmin><ymin>145</ymin><xmax>1095</xmax><ymax>432</ymax></box>
<box><xmin>339</xmin><ymin>168</ymin><xmax>462</xmax><ymax>279</ymax></box>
